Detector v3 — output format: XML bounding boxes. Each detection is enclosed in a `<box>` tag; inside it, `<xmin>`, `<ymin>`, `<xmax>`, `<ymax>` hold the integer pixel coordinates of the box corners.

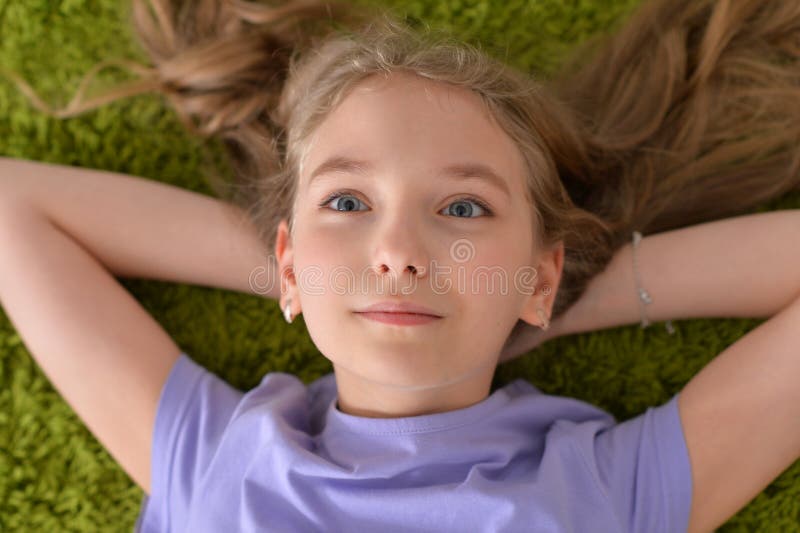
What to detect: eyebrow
<box><xmin>307</xmin><ymin>155</ymin><xmax>511</xmax><ymax>198</ymax></box>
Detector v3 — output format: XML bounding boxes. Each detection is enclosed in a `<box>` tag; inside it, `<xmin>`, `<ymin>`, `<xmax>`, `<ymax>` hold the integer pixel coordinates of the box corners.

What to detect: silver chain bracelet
<box><xmin>632</xmin><ymin>230</ymin><xmax>675</xmax><ymax>335</ymax></box>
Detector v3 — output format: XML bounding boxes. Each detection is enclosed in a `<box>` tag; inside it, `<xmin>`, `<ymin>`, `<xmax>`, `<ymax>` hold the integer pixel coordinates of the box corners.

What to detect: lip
<box><xmin>355</xmin><ymin>301</ymin><xmax>443</xmax><ymax>317</ymax></box>
<box><xmin>355</xmin><ymin>312</ymin><xmax>441</xmax><ymax>326</ymax></box>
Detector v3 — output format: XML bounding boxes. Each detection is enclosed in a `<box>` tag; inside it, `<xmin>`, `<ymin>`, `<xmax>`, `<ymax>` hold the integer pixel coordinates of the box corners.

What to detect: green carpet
<box><xmin>1</xmin><ymin>0</ymin><xmax>798</xmax><ymax>531</ymax></box>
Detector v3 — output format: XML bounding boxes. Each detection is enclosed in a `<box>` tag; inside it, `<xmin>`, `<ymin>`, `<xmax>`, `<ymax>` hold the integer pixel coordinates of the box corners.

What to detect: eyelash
<box><xmin>317</xmin><ymin>190</ymin><xmax>494</xmax><ymax>217</ymax></box>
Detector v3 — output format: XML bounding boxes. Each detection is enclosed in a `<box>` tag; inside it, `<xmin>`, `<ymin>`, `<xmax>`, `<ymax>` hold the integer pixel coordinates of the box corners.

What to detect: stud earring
<box><xmin>283</xmin><ymin>298</ymin><xmax>293</xmax><ymax>324</ymax></box>
<box><xmin>536</xmin><ymin>307</ymin><xmax>550</xmax><ymax>331</ymax></box>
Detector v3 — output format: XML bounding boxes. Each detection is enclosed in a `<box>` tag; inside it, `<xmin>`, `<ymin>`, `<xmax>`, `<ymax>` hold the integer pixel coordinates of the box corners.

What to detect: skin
<box><xmin>274</xmin><ymin>70</ymin><xmax>564</xmax><ymax>418</ymax></box>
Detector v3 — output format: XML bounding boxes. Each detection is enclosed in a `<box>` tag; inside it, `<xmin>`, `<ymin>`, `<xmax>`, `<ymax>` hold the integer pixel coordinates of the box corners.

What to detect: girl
<box><xmin>1</xmin><ymin>0</ymin><xmax>799</xmax><ymax>531</ymax></box>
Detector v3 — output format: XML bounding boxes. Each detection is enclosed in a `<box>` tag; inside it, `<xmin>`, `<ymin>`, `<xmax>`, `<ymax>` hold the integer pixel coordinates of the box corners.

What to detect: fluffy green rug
<box><xmin>1</xmin><ymin>0</ymin><xmax>798</xmax><ymax>531</ymax></box>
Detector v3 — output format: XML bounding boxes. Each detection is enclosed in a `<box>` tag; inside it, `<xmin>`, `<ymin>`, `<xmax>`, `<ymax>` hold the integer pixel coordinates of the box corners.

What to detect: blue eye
<box><xmin>319</xmin><ymin>191</ymin><xmax>369</xmax><ymax>213</ymax></box>
<box><xmin>318</xmin><ymin>190</ymin><xmax>493</xmax><ymax>218</ymax></box>
<box><xmin>443</xmin><ymin>197</ymin><xmax>492</xmax><ymax>218</ymax></box>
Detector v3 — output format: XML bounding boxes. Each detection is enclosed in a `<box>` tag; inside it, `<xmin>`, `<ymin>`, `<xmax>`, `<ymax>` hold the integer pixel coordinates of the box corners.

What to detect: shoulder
<box><xmin>553</xmin><ymin>393</ymin><xmax>692</xmax><ymax>533</ymax></box>
<box><xmin>500</xmin><ymin>381</ymin><xmax>691</xmax><ymax>533</ymax></box>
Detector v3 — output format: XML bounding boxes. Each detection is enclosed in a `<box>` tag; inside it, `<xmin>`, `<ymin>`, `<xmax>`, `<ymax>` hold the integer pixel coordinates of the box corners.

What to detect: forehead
<box><xmin>300</xmin><ymin>71</ymin><xmax>528</xmax><ymax>195</ymax></box>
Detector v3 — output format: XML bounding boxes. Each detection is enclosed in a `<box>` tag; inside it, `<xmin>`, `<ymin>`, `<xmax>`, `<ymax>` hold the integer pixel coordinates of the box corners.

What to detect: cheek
<box><xmin>459</xmin><ymin>246</ymin><xmax>530</xmax><ymax>314</ymax></box>
<box><xmin>293</xmin><ymin>228</ymin><xmax>356</xmax><ymax>278</ymax></box>
<box><xmin>292</xmin><ymin>251</ymin><xmax>369</xmax><ymax>307</ymax></box>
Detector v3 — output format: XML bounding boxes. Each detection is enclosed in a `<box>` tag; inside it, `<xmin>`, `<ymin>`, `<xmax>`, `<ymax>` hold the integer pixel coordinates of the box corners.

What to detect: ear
<box><xmin>275</xmin><ymin>218</ymin><xmax>299</xmax><ymax>315</ymax></box>
<box><xmin>519</xmin><ymin>240</ymin><xmax>565</xmax><ymax>328</ymax></box>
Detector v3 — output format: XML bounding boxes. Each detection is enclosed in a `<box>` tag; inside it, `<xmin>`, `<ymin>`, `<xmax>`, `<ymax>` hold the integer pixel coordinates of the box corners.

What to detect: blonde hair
<box><xmin>7</xmin><ymin>0</ymin><xmax>800</xmax><ymax>347</ymax></box>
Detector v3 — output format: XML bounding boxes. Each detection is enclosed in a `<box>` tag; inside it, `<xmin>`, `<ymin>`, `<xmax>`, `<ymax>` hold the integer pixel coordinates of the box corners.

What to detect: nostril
<box><xmin>374</xmin><ymin>265</ymin><xmax>419</xmax><ymax>274</ymax></box>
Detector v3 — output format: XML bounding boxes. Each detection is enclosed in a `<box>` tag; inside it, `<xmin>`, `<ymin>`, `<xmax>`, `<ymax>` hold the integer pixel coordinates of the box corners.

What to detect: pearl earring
<box><xmin>283</xmin><ymin>298</ymin><xmax>293</xmax><ymax>324</ymax></box>
<box><xmin>537</xmin><ymin>283</ymin><xmax>551</xmax><ymax>330</ymax></box>
<box><xmin>537</xmin><ymin>307</ymin><xmax>550</xmax><ymax>331</ymax></box>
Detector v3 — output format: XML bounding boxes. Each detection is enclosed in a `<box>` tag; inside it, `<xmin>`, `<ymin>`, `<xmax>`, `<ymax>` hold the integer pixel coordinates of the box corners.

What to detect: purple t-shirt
<box><xmin>134</xmin><ymin>352</ymin><xmax>692</xmax><ymax>532</ymax></box>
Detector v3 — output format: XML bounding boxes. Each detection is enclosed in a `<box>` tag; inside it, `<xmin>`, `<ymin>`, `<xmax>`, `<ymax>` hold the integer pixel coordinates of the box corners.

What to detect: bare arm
<box><xmin>521</xmin><ymin>209</ymin><xmax>800</xmax><ymax>346</ymax></box>
<box><xmin>0</xmin><ymin>199</ymin><xmax>181</xmax><ymax>494</ymax></box>
<box><xmin>0</xmin><ymin>156</ymin><xmax>280</xmax><ymax>299</ymax></box>
<box><xmin>0</xmin><ymin>157</ymin><xmax>285</xmax><ymax>494</ymax></box>
<box><xmin>520</xmin><ymin>210</ymin><xmax>800</xmax><ymax>533</ymax></box>
<box><xmin>0</xmin><ymin>156</ymin><xmax>286</xmax><ymax>494</ymax></box>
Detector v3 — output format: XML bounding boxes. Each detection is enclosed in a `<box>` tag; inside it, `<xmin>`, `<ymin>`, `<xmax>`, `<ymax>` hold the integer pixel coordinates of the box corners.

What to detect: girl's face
<box><xmin>275</xmin><ymin>70</ymin><xmax>563</xmax><ymax>418</ymax></box>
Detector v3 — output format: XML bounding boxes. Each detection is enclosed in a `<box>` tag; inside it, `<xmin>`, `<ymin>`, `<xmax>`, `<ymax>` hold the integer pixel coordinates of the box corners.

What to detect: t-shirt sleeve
<box><xmin>550</xmin><ymin>392</ymin><xmax>693</xmax><ymax>533</ymax></box>
<box><xmin>135</xmin><ymin>352</ymin><xmax>245</xmax><ymax>533</ymax></box>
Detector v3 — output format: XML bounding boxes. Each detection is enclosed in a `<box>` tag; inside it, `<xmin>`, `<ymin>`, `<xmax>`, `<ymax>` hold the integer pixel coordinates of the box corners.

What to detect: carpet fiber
<box><xmin>1</xmin><ymin>0</ymin><xmax>799</xmax><ymax>531</ymax></box>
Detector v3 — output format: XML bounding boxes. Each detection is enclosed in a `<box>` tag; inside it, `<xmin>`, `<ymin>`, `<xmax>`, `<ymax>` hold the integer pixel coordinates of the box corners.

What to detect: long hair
<box><xmin>6</xmin><ymin>0</ymin><xmax>799</xmax><ymax>347</ymax></box>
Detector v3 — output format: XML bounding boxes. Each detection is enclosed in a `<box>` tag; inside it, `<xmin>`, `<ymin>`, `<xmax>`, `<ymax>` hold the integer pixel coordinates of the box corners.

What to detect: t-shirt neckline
<box><xmin>323</xmin><ymin>382</ymin><xmax>516</xmax><ymax>436</ymax></box>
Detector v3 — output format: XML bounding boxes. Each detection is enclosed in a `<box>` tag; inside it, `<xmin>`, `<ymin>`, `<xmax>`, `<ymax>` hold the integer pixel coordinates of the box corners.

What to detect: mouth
<box><xmin>353</xmin><ymin>311</ymin><xmax>443</xmax><ymax>326</ymax></box>
<box><xmin>356</xmin><ymin>301</ymin><xmax>443</xmax><ymax>317</ymax></box>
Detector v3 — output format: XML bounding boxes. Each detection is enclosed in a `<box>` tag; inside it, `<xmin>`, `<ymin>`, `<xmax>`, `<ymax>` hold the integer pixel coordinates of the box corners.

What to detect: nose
<box><xmin>370</xmin><ymin>210</ymin><xmax>429</xmax><ymax>281</ymax></box>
